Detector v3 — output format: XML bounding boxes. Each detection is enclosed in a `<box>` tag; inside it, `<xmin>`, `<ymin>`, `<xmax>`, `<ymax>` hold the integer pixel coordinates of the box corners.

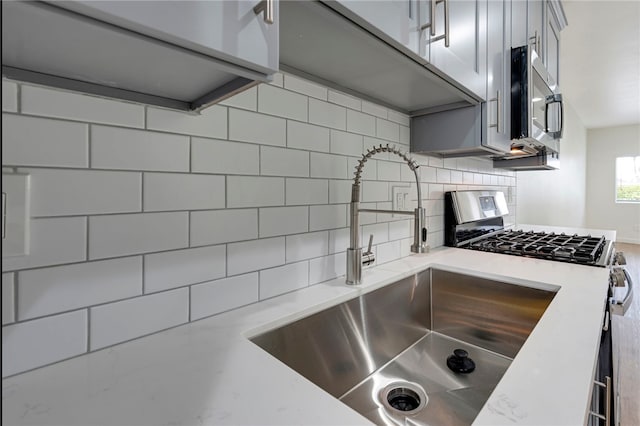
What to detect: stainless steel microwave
<box><xmin>510</xmin><ymin>45</ymin><xmax>563</xmax><ymax>153</ymax></box>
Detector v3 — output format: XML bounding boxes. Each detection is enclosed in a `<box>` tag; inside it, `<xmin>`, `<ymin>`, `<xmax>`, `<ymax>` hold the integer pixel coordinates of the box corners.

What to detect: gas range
<box><xmin>444</xmin><ymin>191</ymin><xmax>615</xmax><ymax>267</ymax></box>
<box><xmin>444</xmin><ymin>190</ymin><xmax>632</xmax><ymax>314</ymax></box>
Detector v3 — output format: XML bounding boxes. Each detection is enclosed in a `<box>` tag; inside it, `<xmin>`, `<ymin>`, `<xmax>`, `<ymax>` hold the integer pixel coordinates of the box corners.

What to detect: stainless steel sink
<box><xmin>251</xmin><ymin>268</ymin><xmax>557</xmax><ymax>425</ymax></box>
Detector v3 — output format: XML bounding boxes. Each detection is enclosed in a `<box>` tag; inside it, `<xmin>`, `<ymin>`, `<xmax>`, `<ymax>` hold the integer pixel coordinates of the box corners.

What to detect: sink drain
<box><xmin>380</xmin><ymin>382</ymin><xmax>427</xmax><ymax>414</ymax></box>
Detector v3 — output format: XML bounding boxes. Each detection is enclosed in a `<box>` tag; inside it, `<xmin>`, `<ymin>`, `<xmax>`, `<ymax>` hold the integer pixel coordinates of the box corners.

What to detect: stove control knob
<box><xmin>610</xmin><ymin>267</ymin><xmax>626</xmax><ymax>287</ymax></box>
<box><xmin>615</xmin><ymin>252</ymin><xmax>627</xmax><ymax>265</ymax></box>
<box><xmin>447</xmin><ymin>348</ymin><xmax>476</xmax><ymax>374</ymax></box>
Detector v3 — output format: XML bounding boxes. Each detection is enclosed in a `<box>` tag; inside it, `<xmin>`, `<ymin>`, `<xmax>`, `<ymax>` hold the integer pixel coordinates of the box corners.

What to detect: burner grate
<box><xmin>466</xmin><ymin>230</ymin><xmax>606</xmax><ymax>266</ymax></box>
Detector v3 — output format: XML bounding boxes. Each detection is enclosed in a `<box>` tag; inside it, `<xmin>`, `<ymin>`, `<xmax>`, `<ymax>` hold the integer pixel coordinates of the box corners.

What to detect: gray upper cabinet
<box><xmin>1</xmin><ymin>0</ymin><xmax>279</xmax><ymax>112</ymax></box>
<box><xmin>425</xmin><ymin>0</ymin><xmax>488</xmax><ymax>100</ymax></box>
<box><xmin>330</xmin><ymin>0</ymin><xmax>422</xmax><ymax>56</ymax></box>
<box><xmin>486</xmin><ymin>0</ymin><xmax>511</xmax><ymax>153</ymax></box>
<box><xmin>528</xmin><ymin>0</ymin><xmax>545</xmax><ymax>60</ymax></box>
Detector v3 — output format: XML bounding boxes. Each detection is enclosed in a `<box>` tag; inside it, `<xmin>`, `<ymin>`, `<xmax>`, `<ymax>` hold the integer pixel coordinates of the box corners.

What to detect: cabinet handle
<box><xmin>420</xmin><ymin>0</ymin><xmax>449</xmax><ymax>47</ymax></box>
<box><xmin>253</xmin><ymin>0</ymin><xmax>274</xmax><ymax>25</ymax></box>
<box><xmin>529</xmin><ymin>31</ymin><xmax>541</xmax><ymax>55</ymax></box>
<box><xmin>489</xmin><ymin>90</ymin><xmax>502</xmax><ymax>133</ymax></box>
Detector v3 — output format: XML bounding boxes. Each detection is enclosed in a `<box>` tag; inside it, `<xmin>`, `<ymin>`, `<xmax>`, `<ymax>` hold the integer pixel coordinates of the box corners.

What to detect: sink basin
<box><xmin>251</xmin><ymin>267</ymin><xmax>557</xmax><ymax>425</ymax></box>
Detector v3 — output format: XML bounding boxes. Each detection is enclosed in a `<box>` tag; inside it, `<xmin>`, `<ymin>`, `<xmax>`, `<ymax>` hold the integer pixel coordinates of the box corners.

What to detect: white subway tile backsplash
<box><xmin>377</xmin><ymin>161</ymin><xmax>401</xmax><ymax>181</ymax></box>
<box><xmin>286</xmin><ymin>178</ymin><xmax>328</xmax><ymax>205</ymax></box>
<box><xmin>89</xmin><ymin>288</ymin><xmax>188</xmax><ymax>350</ymax></box>
<box><xmin>309</xmin><ymin>99</ymin><xmax>346</xmax><ymax>130</ymax></box>
<box><xmin>91</xmin><ymin>126</ymin><xmax>189</xmax><ymax>172</ymax></box>
<box><xmin>361</xmin><ymin>222</ymin><xmax>389</xmax><ymax>246</ymax></box>
<box><xmin>376</xmin><ymin>119</ymin><xmax>400</xmax><ymax>142</ymax></box>
<box><xmin>362</xmin><ymin>181</ymin><xmax>388</xmax><ymax>202</ymax></box>
<box><xmin>27</xmin><ymin>168</ymin><xmax>141</xmax><ymax>216</ymax></box>
<box><xmin>2</xmin><ymin>115</ymin><xmax>88</xmax><ymax>168</ymax></box>
<box><xmin>330</xmin><ymin>130</ymin><xmax>364</xmax><ymax>157</ymax></box>
<box><xmin>258</xmin><ymin>84</ymin><xmax>308</xmax><ymax>121</ymax></box>
<box><xmin>143</xmin><ymin>173</ymin><xmax>225</xmax><ymax>211</ymax></box>
<box><xmin>346</xmin><ymin>110</ymin><xmax>376</xmax><ymax>137</ymax></box>
<box><xmin>89</xmin><ymin>212</ymin><xmax>188</xmax><ymax>259</ymax></box>
<box><xmin>2</xmin><ymin>310</ymin><xmax>87</xmax><ymax>377</ymax></box>
<box><xmin>310</xmin><ymin>204</ymin><xmax>347</xmax><ymax>231</ymax></box>
<box><xmin>436</xmin><ymin>168</ymin><xmax>451</xmax><ymax>184</ymax></box>
<box><xmin>2</xmin><ymin>273</ymin><xmax>15</xmax><ymax>325</ymax></box>
<box><xmin>219</xmin><ymin>86</ymin><xmax>257</xmax><ymax>111</ymax></box>
<box><xmin>190</xmin><ymin>209</ymin><xmax>258</xmax><ymax>246</ymax></box>
<box><xmin>287</xmin><ymin>121</ymin><xmax>330</xmax><ymax>152</ymax></box>
<box><xmin>261</xmin><ymin>146</ymin><xmax>309</xmax><ymax>177</ymax></box>
<box><xmin>227</xmin><ymin>237</ymin><xmax>285</xmax><ymax>275</ymax></box>
<box><xmin>229</xmin><ymin>108</ymin><xmax>286</xmax><ymax>147</ymax></box>
<box><xmin>389</xmin><ymin>220</ymin><xmax>411</xmax><ymax>240</ymax></box>
<box><xmin>399</xmin><ymin>126</ymin><xmax>410</xmax><ymax>144</ymax></box>
<box><xmin>227</xmin><ymin>176</ymin><xmax>284</xmax><ymax>207</ymax></box>
<box><xmin>328</xmin><ymin>90</ymin><xmax>361</xmax><ymax>110</ymax></box>
<box><xmin>451</xmin><ymin>170</ymin><xmax>463</xmax><ymax>184</ymax></box>
<box><xmin>1</xmin><ymin>72</ymin><xmax>516</xmax><ymax>376</ymax></box>
<box><xmin>309</xmin><ymin>253</ymin><xmax>346</xmax><ymax>285</ymax></box>
<box><xmin>362</xmin><ymin>101</ymin><xmax>388</xmax><ymax>119</ymax></box>
<box><xmin>284</xmin><ymin>75</ymin><xmax>328</xmax><ymax>100</ymax></box>
<box><xmin>144</xmin><ymin>245</ymin><xmax>225</xmax><ymax>293</ymax></box>
<box><xmin>260</xmin><ymin>262</ymin><xmax>309</xmax><ymax>299</ymax></box>
<box><xmin>387</xmin><ymin>110</ymin><xmax>410</xmax><ymax>127</ymax></box>
<box><xmin>259</xmin><ymin>206</ymin><xmax>308</xmax><ymax>238</ymax></box>
<box><xmin>2</xmin><ymin>81</ymin><xmax>18</xmax><ymax>112</ymax></box>
<box><xmin>377</xmin><ymin>240</ymin><xmax>401</xmax><ymax>264</ymax></box>
<box><xmin>286</xmin><ymin>231</ymin><xmax>329</xmax><ymax>262</ymax></box>
<box><xmin>191</xmin><ymin>137</ymin><xmax>259</xmax><ymax>175</ymax></box>
<box><xmin>190</xmin><ymin>273</ymin><xmax>259</xmax><ymax>320</ymax></box>
<box><xmin>22</xmin><ymin>85</ymin><xmax>144</xmax><ymax>128</ymax></box>
<box><xmin>328</xmin><ymin>228</ymin><xmax>350</xmax><ymax>254</ymax></box>
<box><xmin>146</xmin><ymin>105</ymin><xmax>227</xmax><ymax>139</ymax></box>
<box><xmin>310</xmin><ymin>152</ymin><xmax>348</xmax><ymax>179</ymax></box>
<box><xmin>329</xmin><ymin>180</ymin><xmax>351</xmax><ymax>204</ymax></box>
<box><xmin>17</xmin><ymin>257</ymin><xmax>142</xmax><ymax>320</ymax></box>
<box><xmin>420</xmin><ymin>166</ymin><xmax>437</xmax><ymax>183</ymax></box>
<box><xmin>1</xmin><ymin>217</ymin><xmax>87</xmax><ymax>272</ymax></box>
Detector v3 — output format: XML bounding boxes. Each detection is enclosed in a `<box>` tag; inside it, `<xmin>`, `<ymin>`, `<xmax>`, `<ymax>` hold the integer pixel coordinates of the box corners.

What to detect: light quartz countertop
<box><xmin>2</xmin><ymin>240</ymin><xmax>612</xmax><ymax>426</ymax></box>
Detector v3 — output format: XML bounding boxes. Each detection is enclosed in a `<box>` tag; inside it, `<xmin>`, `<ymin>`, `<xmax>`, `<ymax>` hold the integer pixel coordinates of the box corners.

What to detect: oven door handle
<box><xmin>611</xmin><ymin>269</ymin><xmax>634</xmax><ymax>316</ymax></box>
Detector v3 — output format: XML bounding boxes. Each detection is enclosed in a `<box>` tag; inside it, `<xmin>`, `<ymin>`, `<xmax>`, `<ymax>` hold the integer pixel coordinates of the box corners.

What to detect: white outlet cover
<box><xmin>392</xmin><ymin>186</ymin><xmax>411</xmax><ymax>216</ymax></box>
<box><xmin>2</xmin><ymin>173</ymin><xmax>30</xmax><ymax>257</ymax></box>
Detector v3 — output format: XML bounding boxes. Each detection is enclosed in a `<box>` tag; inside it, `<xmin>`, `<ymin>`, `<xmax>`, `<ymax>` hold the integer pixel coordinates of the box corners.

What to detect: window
<box><xmin>615</xmin><ymin>156</ymin><xmax>640</xmax><ymax>203</ymax></box>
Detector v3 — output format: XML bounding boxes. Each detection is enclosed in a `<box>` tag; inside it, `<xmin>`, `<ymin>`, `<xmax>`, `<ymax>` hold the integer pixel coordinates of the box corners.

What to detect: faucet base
<box><xmin>346</xmin><ymin>248</ymin><xmax>362</xmax><ymax>285</ymax></box>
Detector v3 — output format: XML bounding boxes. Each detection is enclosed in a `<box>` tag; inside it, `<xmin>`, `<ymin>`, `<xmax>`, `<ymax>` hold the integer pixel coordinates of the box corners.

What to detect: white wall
<box><xmin>1</xmin><ymin>75</ymin><xmax>517</xmax><ymax>376</ymax></box>
<box><xmin>586</xmin><ymin>124</ymin><xmax>640</xmax><ymax>243</ymax></box>
<box><xmin>516</xmin><ymin>101</ymin><xmax>588</xmax><ymax>227</ymax></box>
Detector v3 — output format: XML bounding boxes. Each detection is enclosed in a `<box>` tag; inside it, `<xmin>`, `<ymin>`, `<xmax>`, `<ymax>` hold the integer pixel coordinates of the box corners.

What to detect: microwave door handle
<box><xmin>545</xmin><ymin>94</ymin><xmax>564</xmax><ymax>138</ymax></box>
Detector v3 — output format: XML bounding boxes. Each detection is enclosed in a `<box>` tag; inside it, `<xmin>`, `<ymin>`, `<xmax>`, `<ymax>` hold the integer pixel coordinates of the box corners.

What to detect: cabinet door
<box><xmin>330</xmin><ymin>0</ymin><xmax>421</xmax><ymax>55</ymax></box>
<box><xmin>486</xmin><ymin>0</ymin><xmax>511</xmax><ymax>153</ymax></box>
<box><xmin>427</xmin><ymin>0</ymin><xmax>487</xmax><ymax>100</ymax></box>
<box><xmin>51</xmin><ymin>0</ymin><xmax>278</xmax><ymax>75</ymax></box>
<box><xmin>546</xmin><ymin>9</ymin><xmax>561</xmax><ymax>85</ymax></box>
<box><xmin>527</xmin><ymin>0</ymin><xmax>545</xmax><ymax>61</ymax></box>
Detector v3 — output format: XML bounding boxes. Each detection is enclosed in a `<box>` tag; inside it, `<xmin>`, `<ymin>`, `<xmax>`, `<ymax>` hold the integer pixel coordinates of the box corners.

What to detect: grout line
<box><xmin>141</xmin><ymin>255</ymin><xmax>146</xmax><ymax>295</ymax></box>
<box><xmin>86</xmin><ymin>308</ymin><xmax>91</xmax><ymax>353</ymax></box>
<box><xmin>13</xmin><ymin>272</ymin><xmax>20</xmax><ymax>323</ymax></box>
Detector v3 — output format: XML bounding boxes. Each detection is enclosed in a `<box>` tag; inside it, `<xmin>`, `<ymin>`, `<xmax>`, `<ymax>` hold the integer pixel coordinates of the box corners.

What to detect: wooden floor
<box><xmin>611</xmin><ymin>243</ymin><xmax>639</xmax><ymax>426</ymax></box>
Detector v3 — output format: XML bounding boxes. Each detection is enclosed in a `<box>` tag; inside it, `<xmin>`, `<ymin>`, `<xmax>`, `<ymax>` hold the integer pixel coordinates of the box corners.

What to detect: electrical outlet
<box><xmin>392</xmin><ymin>186</ymin><xmax>411</xmax><ymax>216</ymax></box>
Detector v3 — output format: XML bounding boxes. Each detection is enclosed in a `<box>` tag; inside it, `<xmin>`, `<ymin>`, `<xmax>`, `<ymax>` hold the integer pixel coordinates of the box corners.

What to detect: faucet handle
<box><xmin>366</xmin><ymin>234</ymin><xmax>374</xmax><ymax>254</ymax></box>
<box><xmin>362</xmin><ymin>234</ymin><xmax>375</xmax><ymax>267</ymax></box>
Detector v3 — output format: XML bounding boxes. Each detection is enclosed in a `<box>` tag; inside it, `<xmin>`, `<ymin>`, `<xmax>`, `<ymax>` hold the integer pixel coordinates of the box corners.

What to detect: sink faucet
<box><xmin>347</xmin><ymin>144</ymin><xmax>429</xmax><ymax>285</ymax></box>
